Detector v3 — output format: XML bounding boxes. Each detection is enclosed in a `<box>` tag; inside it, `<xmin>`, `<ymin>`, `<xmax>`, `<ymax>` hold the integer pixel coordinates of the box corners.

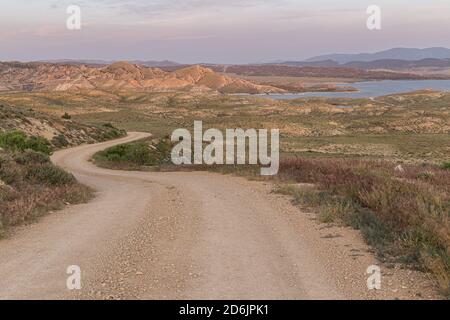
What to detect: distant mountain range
<box><xmin>276</xmin><ymin>58</ymin><xmax>450</xmax><ymax>70</ymax></box>
<box><xmin>2</xmin><ymin>47</ymin><xmax>448</xmax><ymax>92</ymax></box>
<box><xmin>304</xmin><ymin>47</ymin><xmax>450</xmax><ymax>64</ymax></box>
<box><xmin>41</xmin><ymin>59</ymin><xmax>181</xmax><ymax>68</ymax></box>
<box><xmin>269</xmin><ymin>60</ymin><xmax>339</xmax><ymax>68</ymax></box>
<box><xmin>344</xmin><ymin>58</ymin><xmax>450</xmax><ymax>70</ymax></box>
<box><xmin>33</xmin><ymin>47</ymin><xmax>450</xmax><ymax>71</ymax></box>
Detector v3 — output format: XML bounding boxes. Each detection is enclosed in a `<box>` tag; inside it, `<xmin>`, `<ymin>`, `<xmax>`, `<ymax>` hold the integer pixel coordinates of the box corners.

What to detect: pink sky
<box><xmin>1</xmin><ymin>0</ymin><xmax>450</xmax><ymax>63</ymax></box>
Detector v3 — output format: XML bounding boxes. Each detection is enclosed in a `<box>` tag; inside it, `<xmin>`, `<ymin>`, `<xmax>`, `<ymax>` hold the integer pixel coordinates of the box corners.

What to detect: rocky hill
<box><xmin>0</xmin><ymin>62</ymin><xmax>284</xmax><ymax>94</ymax></box>
<box><xmin>0</xmin><ymin>103</ymin><xmax>124</xmax><ymax>149</ymax></box>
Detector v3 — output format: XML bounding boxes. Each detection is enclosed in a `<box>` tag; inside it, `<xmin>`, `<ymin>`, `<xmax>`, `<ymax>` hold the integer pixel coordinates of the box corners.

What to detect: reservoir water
<box><xmin>251</xmin><ymin>79</ymin><xmax>450</xmax><ymax>99</ymax></box>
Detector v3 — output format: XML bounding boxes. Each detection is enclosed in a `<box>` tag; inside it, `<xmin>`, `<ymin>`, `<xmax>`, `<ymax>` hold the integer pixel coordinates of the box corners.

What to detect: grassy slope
<box><xmin>0</xmin><ymin>103</ymin><xmax>126</xmax><ymax>148</ymax></box>
<box><xmin>0</xmin><ymin>105</ymin><xmax>126</xmax><ymax>236</ymax></box>
<box><xmin>0</xmin><ymin>149</ymin><xmax>92</xmax><ymax>236</ymax></box>
<box><xmin>274</xmin><ymin>158</ymin><xmax>450</xmax><ymax>296</ymax></box>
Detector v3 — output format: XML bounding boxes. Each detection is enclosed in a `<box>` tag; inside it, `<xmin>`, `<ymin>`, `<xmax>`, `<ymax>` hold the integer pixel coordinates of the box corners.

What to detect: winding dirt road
<box><xmin>0</xmin><ymin>133</ymin><xmax>438</xmax><ymax>299</ymax></box>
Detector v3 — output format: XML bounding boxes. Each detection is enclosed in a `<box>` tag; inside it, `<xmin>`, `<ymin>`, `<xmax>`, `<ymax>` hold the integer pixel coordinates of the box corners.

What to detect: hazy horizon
<box><xmin>2</xmin><ymin>0</ymin><xmax>450</xmax><ymax>64</ymax></box>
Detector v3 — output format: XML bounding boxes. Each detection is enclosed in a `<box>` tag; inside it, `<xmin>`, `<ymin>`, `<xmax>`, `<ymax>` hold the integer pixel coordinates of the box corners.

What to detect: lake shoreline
<box><xmin>233</xmin><ymin>79</ymin><xmax>450</xmax><ymax>99</ymax></box>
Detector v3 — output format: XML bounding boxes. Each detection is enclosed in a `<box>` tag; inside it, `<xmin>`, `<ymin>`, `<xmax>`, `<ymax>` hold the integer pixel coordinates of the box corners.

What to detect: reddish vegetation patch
<box><xmin>278</xmin><ymin>157</ymin><xmax>450</xmax><ymax>295</ymax></box>
<box><xmin>0</xmin><ymin>150</ymin><xmax>92</xmax><ymax>233</ymax></box>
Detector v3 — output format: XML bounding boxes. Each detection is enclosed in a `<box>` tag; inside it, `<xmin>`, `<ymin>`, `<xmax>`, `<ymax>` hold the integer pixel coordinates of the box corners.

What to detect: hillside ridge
<box><xmin>0</xmin><ymin>62</ymin><xmax>284</xmax><ymax>94</ymax></box>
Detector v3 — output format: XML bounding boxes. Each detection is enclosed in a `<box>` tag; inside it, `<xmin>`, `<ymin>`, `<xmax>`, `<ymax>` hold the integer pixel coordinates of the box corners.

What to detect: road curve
<box><xmin>0</xmin><ymin>133</ymin><xmax>436</xmax><ymax>300</ymax></box>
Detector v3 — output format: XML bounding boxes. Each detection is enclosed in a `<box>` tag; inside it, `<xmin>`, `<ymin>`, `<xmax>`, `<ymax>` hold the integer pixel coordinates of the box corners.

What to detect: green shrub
<box><xmin>0</xmin><ymin>128</ymin><xmax>92</xmax><ymax>233</ymax></box>
<box><xmin>128</xmin><ymin>143</ymin><xmax>152</xmax><ymax>165</ymax></box>
<box><xmin>0</xmin><ymin>183</ymin><xmax>18</xmax><ymax>202</ymax></box>
<box><xmin>442</xmin><ymin>162</ymin><xmax>450</xmax><ymax>170</ymax></box>
<box><xmin>0</xmin><ymin>131</ymin><xmax>27</xmax><ymax>151</ymax></box>
<box><xmin>100</xmin><ymin>129</ymin><xmax>124</xmax><ymax>141</ymax></box>
<box><xmin>25</xmin><ymin>136</ymin><xmax>52</xmax><ymax>155</ymax></box>
<box><xmin>61</xmin><ymin>112</ymin><xmax>71</xmax><ymax>120</ymax></box>
<box><xmin>102</xmin><ymin>123</ymin><xmax>115</xmax><ymax>129</ymax></box>
<box><xmin>0</xmin><ymin>154</ymin><xmax>21</xmax><ymax>185</ymax></box>
<box><xmin>94</xmin><ymin>139</ymin><xmax>172</xmax><ymax>168</ymax></box>
<box><xmin>14</xmin><ymin>150</ymin><xmax>50</xmax><ymax>165</ymax></box>
<box><xmin>0</xmin><ymin>131</ymin><xmax>52</xmax><ymax>155</ymax></box>
<box><xmin>99</xmin><ymin>142</ymin><xmax>151</xmax><ymax>165</ymax></box>
<box><xmin>25</xmin><ymin>164</ymin><xmax>75</xmax><ymax>186</ymax></box>
<box><xmin>51</xmin><ymin>134</ymin><xmax>69</xmax><ymax>148</ymax></box>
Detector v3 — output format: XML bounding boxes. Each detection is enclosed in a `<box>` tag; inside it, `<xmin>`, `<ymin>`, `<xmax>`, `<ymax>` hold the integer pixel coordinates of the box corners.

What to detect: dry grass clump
<box><xmin>277</xmin><ymin>157</ymin><xmax>450</xmax><ymax>295</ymax></box>
<box><xmin>0</xmin><ymin>150</ymin><xmax>92</xmax><ymax>234</ymax></box>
